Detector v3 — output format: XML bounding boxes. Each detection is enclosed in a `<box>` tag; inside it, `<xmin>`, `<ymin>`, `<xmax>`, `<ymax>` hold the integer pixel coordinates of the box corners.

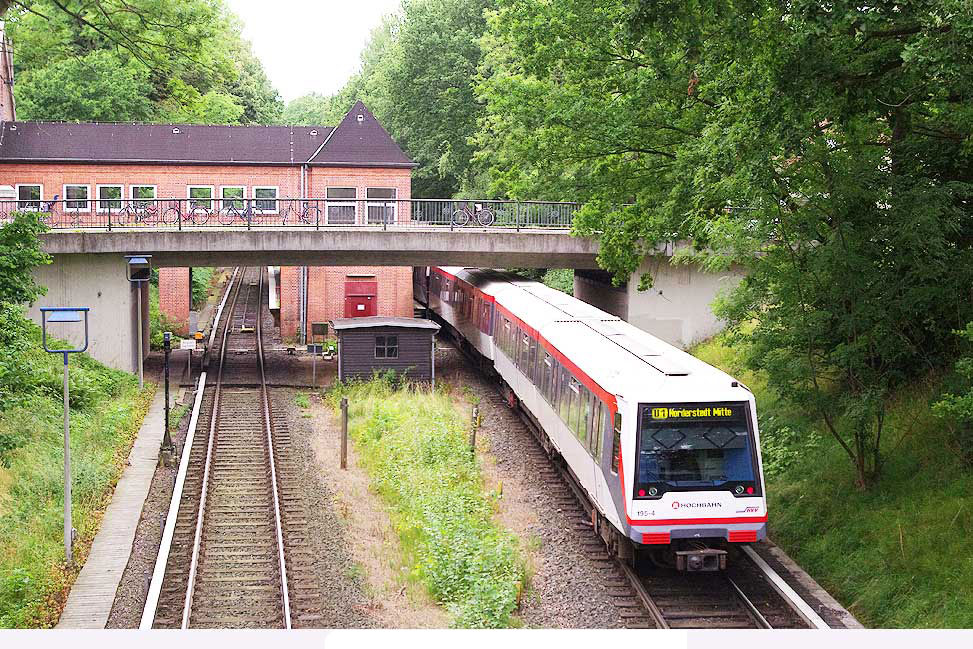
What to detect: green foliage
<box><xmin>0</xmin><ymin>212</ymin><xmax>51</xmax><ymax>306</ymax></box>
<box><xmin>327</xmin><ymin>379</ymin><xmax>523</xmax><ymax>627</ymax></box>
<box><xmin>281</xmin><ymin>93</ymin><xmax>346</xmax><ymax>126</ymax></box>
<box><xmin>148</xmin><ymin>283</ymin><xmax>182</xmax><ymax>350</ymax></box>
<box><xmin>694</xmin><ymin>334</ymin><xmax>973</xmax><ymax>627</ymax></box>
<box><xmin>475</xmin><ymin>1</ymin><xmax>973</xmax><ymax>487</ymax></box>
<box><xmin>319</xmin><ymin>1</ymin><xmax>496</xmax><ymax>196</ymax></box>
<box><xmin>6</xmin><ymin>0</ymin><xmax>282</xmax><ymax>124</ymax></box>
<box><xmin>190</xmin><ymin>267</ymin><xmax>215</xmax><ymax>309</ymax></box>
<box><xmin>0</xmin><ymin>305</ymin><xmax>151</xmax><ymax>627</ymax></box>
<box><xmin>294</xmin><ymin>393</ymin><xmax>310</xmax><ymax>410</ymax></box>
<box><xmin>15</xmin><ymin>50</ymin><xmax>155</xmax><ymax>122</ymax></box>
<box><xmin>932</xmin><ymin>323</ymin><xmax>973</xmax><ymax>466</ymax></box>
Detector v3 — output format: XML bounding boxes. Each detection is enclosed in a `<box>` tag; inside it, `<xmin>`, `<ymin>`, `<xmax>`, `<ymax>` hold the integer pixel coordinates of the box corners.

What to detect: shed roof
<box><xmin>330</xmin><ymin>316</ymin><xmax>440</xmax><ymax>331</ymax></box>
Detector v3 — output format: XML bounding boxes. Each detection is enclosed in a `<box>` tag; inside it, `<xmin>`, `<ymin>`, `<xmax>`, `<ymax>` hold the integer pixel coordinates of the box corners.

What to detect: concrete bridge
<box><xmin>39</xmin><ymin>226</ymin><xmax>601</xmax><ymax>269</ymax></box>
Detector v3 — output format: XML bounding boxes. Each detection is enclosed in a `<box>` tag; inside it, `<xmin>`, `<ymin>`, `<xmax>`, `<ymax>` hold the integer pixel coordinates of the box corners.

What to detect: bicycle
<box><xmin>117</xmin><ymin>201</ymin><xmax>179</xmax><ymax>226</ymax></box>
<box><xmin>451</xmin><ymin>202</ymin><xmax>496</xmax><ymax>227</ymax></box>
<box><xmin>280</xmin><ymin>200</ymin><xmax>321</xmax><ymax>226</ymax></box>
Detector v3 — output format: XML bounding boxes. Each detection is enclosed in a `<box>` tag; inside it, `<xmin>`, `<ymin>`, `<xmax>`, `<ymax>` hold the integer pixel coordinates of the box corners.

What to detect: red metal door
<box><xmin>344</xmin><ymin>280</ymin><xmax>378</xmax><ymax>317</ymax></box>
<box><xmin>344</xmin><ymin>295</ymin><xmax>376</xmax><ymax>317</ymax></box>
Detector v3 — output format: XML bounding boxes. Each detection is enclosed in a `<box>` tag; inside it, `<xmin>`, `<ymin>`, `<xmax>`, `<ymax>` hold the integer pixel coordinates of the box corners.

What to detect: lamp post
<box><xmin>126</xmin><ymin>255</ymin><xmax>152</xmax><ymax>388</ymax></box>
<box><xmin>41</xmin><ymin>307</ymin><xmax>90</xmax><ymax>568</ymax></box>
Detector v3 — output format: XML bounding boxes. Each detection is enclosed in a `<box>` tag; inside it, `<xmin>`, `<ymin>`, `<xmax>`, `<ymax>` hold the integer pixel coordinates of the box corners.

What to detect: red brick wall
<box><xmin>3</xmin><ymin>162</ymin><xmax>415</xmax><ymax>340</ymax></box>
<box><xmin>158</xmin><ymin>267</ymin><xmax>190</xmax><ymax>335</ymax></box>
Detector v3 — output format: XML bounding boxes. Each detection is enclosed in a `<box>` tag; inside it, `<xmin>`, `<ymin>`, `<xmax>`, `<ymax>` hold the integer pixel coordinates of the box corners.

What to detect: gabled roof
<box><xmin>0</xmin><ymin>101</ymin><xmax>416</xmax><ymax>168</ymax></box>
<box><xmin>330</xmin><ymin>316</ymin><xmax>440</xmax><ymax>331</ymax></box>
<box><xmin>0</xmin><ymin>122</ymin><xmax>332</xmax><ymax>165</ymax></box>
<box><xmin>308</xmin><ymin>100</ymin><xmax>416</xmax><ymax>168</ymax></box>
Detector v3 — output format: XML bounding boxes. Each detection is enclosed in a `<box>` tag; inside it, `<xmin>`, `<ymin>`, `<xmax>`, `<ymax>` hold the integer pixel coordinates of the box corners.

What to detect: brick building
<box><xmin>0</xmin><ymin>94</ymin><xmax>418</xmax><ymax>341</ymax></box>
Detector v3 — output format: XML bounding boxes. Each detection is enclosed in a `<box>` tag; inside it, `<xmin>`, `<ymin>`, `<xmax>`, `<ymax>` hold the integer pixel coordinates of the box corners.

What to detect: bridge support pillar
<box><xmin>28</xmin><ymin>254</ymin><xmax>146</xmax><ymax>373</ymax></box>
<box><xmin>158</xmin><ymin>267</ymin><xmax>190</xmax><ymax>335</ymax></box>
<box><xmin>574</xmin><ymin>257</ymin><xmax>745</xmax><ymax>349</ymax></box>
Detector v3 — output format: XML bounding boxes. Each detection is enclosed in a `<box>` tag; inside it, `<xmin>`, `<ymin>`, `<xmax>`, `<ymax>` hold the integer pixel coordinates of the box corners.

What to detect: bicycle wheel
<box><xmin>452</xmin><ymin>208</ymin><xmax>471</xmax><ymax>227</ymax></box>
<box><xmin>160</xmin><ymin>207</ymin><xmax>180</xmax><ymax>226</ymax></box>
<box><xmin>302</xmin><ymin>206</ymin><xmax>320</xmax><ymax>226</ymax></box>
<box><xmin>219</xmin><ymin>206</ymin><xmax>237</xmax><ymax>226</ymax></box>
<box><xmin>476</xmin><ymin>207</ymin><xmax>496</xmax><ymax>226</ymax></box>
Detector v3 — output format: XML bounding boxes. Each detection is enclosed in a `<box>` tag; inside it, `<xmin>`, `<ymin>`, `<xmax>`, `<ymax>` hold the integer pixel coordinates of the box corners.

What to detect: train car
<box><xmin>415</xmin><ymin>266</ymin><xmax>768</xmax><ymax>571</ymax></box>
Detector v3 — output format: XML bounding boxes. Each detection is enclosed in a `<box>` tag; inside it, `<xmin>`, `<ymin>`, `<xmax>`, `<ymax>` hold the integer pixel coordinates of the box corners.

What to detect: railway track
<box><xmin>458</xmin><ymin>339</ymin><xmax>828</xmax><ymax>630</ymax></box>
<box><xmin>143</xmin><ymin>267</ymin><xmax>323</xmax><ymax>629</ymax></box>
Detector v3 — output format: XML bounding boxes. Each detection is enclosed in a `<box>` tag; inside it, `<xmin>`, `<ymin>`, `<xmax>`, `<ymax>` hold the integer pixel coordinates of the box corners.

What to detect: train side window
<box><xmin>611</xmin><ymin>412</ymin><xmax>622</xmax><ymax>474</ymax></box>
<box><xmin>542</xmin><ymin>353</ymin><xmax>553</xmax><ymax>402</ymax></box>
<box><xmin>591</xmin><ymin>399</ymin><xmax>603</xmax><ymax>459</ymax></box>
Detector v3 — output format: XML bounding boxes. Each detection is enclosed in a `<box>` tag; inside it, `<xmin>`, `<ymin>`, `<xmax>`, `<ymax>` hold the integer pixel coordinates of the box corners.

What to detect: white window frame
<box><xmin>219</xmin><ymin>185</ymin><xmax>246</xmax><ymax>212</ymax></box>
<box><xmin>130</xmin><ymin>184</ymin><xmax>157</xmax><ymax>207</ymax></box>
<box><xmin>187</xmin><ymin>185</ymin><xmax>215</xmax><ymax>210</ymax></box>
<box><xmin>252</xmin><ymin>186</ymin><xmax>279</xmax><ymax>214</ymax></box>
<box><xmin>366</xmin><ymin>187</ymin><xmax>397</xmax><ymax>225</ymax></box>
<box><xmin>325</xmin><ymin>186</ymin><xmax>357</xmax><ymax>225</ymax></box>
<box><xmin>95</xmin><ymin>184</ymin><xmax>124</xmax><ymax>213</ymax></box>
<box><xmin>15</xmin><ymin>183</ymin><xmax>43</xmax><ymax>211</ymax></box>
<box><xmin>63</xmin><ymin>184</ymin><xmax>91</xmax><ymax>212</ymax></box>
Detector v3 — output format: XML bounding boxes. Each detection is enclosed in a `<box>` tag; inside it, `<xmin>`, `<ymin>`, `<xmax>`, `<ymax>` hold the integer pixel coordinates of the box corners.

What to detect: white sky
<box><xmin>226</xmin><ymin>0</ymin><xmax>402</xmax><ymax>102</ymax></box>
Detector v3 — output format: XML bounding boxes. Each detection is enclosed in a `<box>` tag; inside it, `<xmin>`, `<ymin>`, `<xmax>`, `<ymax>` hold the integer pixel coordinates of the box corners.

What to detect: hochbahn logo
<box><xmin>671</xmin><ymin>501</ymin><xmax>721</xmax><ymax>510</ymax></box>
<box><xmin>651</xmin><ymin>406</ymin><xmax>734</xmax><ymax>419</ymax></box>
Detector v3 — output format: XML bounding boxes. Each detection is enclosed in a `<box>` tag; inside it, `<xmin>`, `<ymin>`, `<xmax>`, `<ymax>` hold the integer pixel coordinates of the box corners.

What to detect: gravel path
<box><xmin>435</xmin><ymin>340</ymin><xmax>624</xmax><ymax>628</ymax></box>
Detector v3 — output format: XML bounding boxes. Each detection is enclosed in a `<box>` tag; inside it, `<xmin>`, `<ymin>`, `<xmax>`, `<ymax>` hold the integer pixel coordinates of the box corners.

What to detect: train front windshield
<box><xmin>634</xmin><ymin>403</ymin><xmax>759</xmax><ymax>497</ymax></box>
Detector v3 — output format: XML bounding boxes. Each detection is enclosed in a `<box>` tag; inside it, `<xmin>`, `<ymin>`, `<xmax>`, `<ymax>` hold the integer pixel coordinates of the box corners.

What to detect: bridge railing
<box><xmin>0</xmin><ymin>198</ymin><xmax>581</xmax><ymax>231</ymax></box>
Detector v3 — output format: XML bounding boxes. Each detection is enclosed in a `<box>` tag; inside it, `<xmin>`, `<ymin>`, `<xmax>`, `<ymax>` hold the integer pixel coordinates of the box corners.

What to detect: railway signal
<box><xmin>40</xmin><ymin>306</ymin><xmax>90</xmax><ymax>568</ymax></box>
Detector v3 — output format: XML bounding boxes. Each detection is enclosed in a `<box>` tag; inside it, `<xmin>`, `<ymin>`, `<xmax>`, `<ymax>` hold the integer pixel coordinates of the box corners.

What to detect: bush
<box><xmin>932</xmin><ymin>323</ymin><xmax>973</xmax><ymax>467</ymax></box>
<box><xmin>327</xmin><ymin>379</ymin><xmax>523</xmax><ymax>627</ymax></box>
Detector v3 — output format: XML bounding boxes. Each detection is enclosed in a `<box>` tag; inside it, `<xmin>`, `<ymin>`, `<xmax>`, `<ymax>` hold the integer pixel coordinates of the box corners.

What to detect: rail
<box><xmin>0</xmin><ymin>197</ymin><xmax>582</xmax><ymax>231</ymax></box>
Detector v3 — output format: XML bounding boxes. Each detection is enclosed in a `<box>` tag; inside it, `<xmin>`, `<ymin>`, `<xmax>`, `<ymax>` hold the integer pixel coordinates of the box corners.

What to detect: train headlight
<box><xmin>734</xmin><ymin>485</ymin><xmax>745</xmax><ymax>495</ymax></box>
<box><xmin>648</xmin><ymin>487</ymin><xmax>658</xmax><ymax>497</ymax></box>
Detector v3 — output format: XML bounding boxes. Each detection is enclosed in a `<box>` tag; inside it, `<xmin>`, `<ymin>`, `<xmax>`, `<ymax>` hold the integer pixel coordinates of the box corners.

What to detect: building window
<box><xmin>220</xmin><ymin>186</ymin><xmax>244</xmax><ymax>210</ymax></box>
<box><xmin>375</xmin><ymin>335</ymin><xmax>398</xmax><ymax>359</ymax></box>
<box><xmin>366</xmin><ymin>187</ymin><xmax>396</xmax><ymax>224</ymax></box>
<box><xmin>131</xmin><ymin>185</ymin><xmax>156</xmax><ymax>207</ymax></box>
<box><xmin>253</xmin><ymin>186</ymin><xmax>278</xmax><ymax>213</ymax></box>
<box><xmin>326</xmin><ymin>187</ymin><xmax>356</xmax><ymax>225</ymax></box>
<box><xmin>64</xmin><ymin>184</ymin><xmax>90</xmax><ymax>212</ymax></box>
<box><xmin>96</xmin><ymin>185</ymin><xmax>123</xmax><ymax>212</ymax></box>
<box><xmin>188</xmin><ymin>185</ymin><xmax>214</xmax><ymax>209</ymax></box>
<box><xmin>16</xmin><ymin>184</ymin><xmax>42</xmax><ymax>210</ymax></box>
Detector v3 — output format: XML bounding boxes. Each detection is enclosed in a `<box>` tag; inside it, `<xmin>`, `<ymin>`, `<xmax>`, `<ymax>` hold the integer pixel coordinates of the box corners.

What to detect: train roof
<box><xmin>436</xmin><ymin>267</ymin><xmax>743</xmax><ymax>403</ymax></box>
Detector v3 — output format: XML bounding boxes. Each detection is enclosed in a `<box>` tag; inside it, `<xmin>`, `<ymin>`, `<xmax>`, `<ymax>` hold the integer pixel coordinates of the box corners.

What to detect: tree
<box><xmin>0</xmin><ymin>211</ymin><xmax>50</xmax><ymax>305</ymax></box>
<box><xmin>476</xmin><ymin>0</ymin><xmax>973</xmax><ymax>487</ymax></box>
<box><xmin>4</xmin><ymin>0</ymin><xmax>282</xmax><ymax>124</ymax></box>
<box><xmin>15</xmin><ymin>50</ymin><xmax>155</xmax><ymax>121</ymax></box>
<box><xmin>281</xmin><ymin>93</ymin><xmax>345</xmax><ymax>125</ymax></box>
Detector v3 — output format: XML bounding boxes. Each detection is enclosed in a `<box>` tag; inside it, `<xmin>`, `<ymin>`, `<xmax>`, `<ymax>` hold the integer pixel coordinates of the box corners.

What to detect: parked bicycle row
<box><xmin>0</xmin><ymin>198</ymin><xmax>580</xmax><ymax>229</ymax></box>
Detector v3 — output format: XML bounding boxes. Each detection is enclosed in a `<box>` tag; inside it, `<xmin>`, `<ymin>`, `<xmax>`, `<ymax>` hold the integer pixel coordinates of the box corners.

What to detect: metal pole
<box><xmin>312</xmin><ymin>344</ymin><xmax>317</xmax><ymax>387</ymax></box>
<box><xmin>63</xmin><ymin>353</ymin><xmax>73</xmax><ymax>567</ymax></box>
<box><xmin>470</xmin><ymin>405</ymin><xmax>479</xmax><ymax>457</ymax></box>
<box><xmin>340</xmin><ymin>397</ymin><xmax>348</xmax><ymax>470</ymax></box>
<box><xmin>163</xmin><ymin>334</ymin><xmax>171</xmax><ymax>451</ymax></box>
<box><xmin>137</xmin><ymin>284</ymin><xmax>144</xmax><ymax>389</ymax></box>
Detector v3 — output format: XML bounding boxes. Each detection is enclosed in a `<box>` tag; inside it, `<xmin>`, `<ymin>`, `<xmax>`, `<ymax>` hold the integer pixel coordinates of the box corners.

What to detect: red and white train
<box><xmin>415</xmin><ymin>267</ymin><xmax>768</xmax><ymax>571</ymax></box>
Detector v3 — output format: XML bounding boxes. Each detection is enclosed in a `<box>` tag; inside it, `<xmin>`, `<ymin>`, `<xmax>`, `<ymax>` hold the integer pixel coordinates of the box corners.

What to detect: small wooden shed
<box><xmin>330</xmin><ymin>316</ymin><xmax>441</xmax><ymax>384</ymax></box>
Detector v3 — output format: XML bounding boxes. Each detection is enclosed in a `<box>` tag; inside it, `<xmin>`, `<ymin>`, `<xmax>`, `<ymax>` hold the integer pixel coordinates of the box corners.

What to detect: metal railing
<box><xmin>0</xmin><ymin>198</ymin><xmax>581</xmax><ymax>231</ymax></box>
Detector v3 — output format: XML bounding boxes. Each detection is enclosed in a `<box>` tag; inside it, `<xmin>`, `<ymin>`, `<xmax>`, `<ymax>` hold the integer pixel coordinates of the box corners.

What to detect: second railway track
<box><xmin>147</xmin><ymin>266</ymin><xmax>323</xmax><ymax>629</ymax></box>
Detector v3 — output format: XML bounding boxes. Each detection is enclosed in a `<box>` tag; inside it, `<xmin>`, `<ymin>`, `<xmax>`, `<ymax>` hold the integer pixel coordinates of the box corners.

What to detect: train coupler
<box><xmin>675</xmin><ymin>549</ymin><xmax>727</xmax><ymax>572</ymax></box>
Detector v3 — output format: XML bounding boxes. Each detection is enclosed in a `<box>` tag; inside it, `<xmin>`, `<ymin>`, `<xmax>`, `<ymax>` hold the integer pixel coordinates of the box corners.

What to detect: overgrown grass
<box><xmin>693</xmin><ymin>335</ymin><xmax>973</xmax><ymax>628</ymax></box>
<box><xmin>326</xmin><ymin>378</ymin><xmax>524</xmax><ymax>628</ymax></box>
<box><xmin>0</xmin><ymin>308</ymin><xmax>153</xmax><ymax>628</ymax></box>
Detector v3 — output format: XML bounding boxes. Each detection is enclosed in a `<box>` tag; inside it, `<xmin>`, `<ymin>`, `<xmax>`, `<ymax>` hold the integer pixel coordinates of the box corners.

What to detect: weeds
<box><xmin>327</xmin><ymin>379</ymin><xmax>523</xmax><ymax>628</ymax></box>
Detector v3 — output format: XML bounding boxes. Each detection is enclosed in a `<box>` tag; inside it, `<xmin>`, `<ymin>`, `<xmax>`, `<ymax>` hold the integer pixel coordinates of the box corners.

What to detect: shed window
<box><xmin>375</xmin><ymin>335</ymin><xmax>399</xmax><ymax>359</ymax></box>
